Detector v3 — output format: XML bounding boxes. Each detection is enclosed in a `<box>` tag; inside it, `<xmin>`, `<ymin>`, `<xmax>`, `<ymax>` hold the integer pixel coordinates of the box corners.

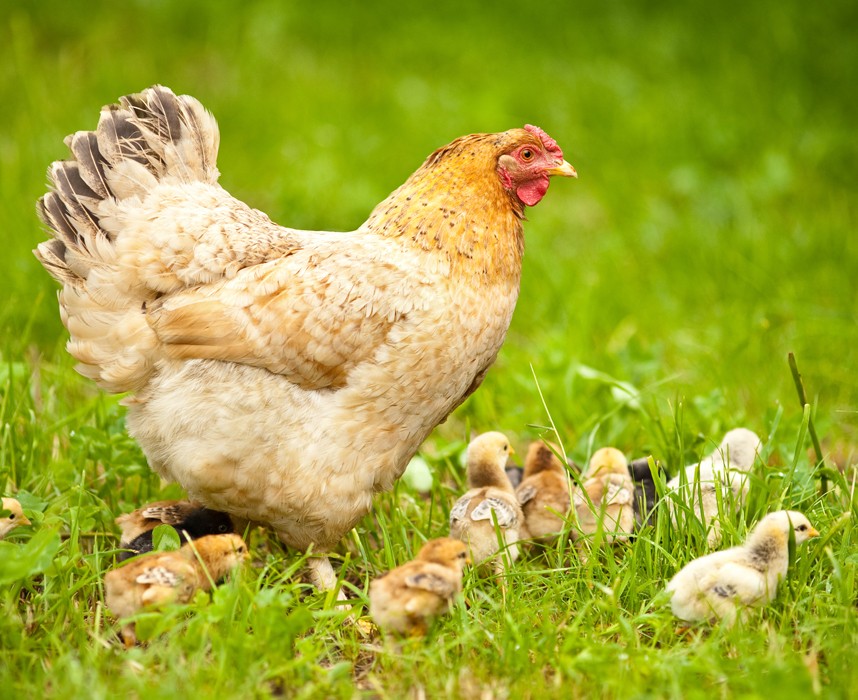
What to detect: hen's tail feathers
<box><xmin>34</xmin><ymin>86</ymin><xmax>220</xmax><ymax>393</ymax></box>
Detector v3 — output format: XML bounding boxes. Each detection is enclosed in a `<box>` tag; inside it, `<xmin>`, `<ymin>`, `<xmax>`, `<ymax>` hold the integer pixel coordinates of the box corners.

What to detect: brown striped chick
<box><xmin>572</xmin><ymin>447</ymin><xmax>635</xmax><ymax>560</ymax></box>
<box><xmin>116</xmin><ymin>500</ymin><xmax>235</xmax><ymax>561</ymax></box>
<box><xmin>515</xmin><ymin>441</ymin><xmax>571</xmax><ymax>543</ymax></box>
<box><xmin>666</xmin><ymin>510</ymin><xmax>819</xmax><ymax>624</ymax></box>
<box><xmin>1</xmin><ymin>498</ymin><xmax>31</xmax><ymax>539</ymax></box>
<box><xmin>449</xmin><ymin>432</ymin><xmax>523</xmax><ymax>574</ymax></box>
<box><xmin>369</xmin><ymin>537</ymin><xmax>469</xmax><ymax>636</ymax></box>
<box><xmin>105</xmin><ymin>533</ymin><xmax>248</xmax><ymax>646</ymax></box>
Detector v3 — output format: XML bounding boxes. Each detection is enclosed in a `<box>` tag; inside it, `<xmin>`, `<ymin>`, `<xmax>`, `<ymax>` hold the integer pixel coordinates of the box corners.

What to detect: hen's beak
<box><xmin>548</xmin><ymin>160</ymin><xmax>577</xmax><ymax>178</ymax></box>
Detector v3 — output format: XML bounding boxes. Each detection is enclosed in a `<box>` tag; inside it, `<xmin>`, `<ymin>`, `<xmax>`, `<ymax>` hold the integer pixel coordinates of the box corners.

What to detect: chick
<box><xmin>572</xmin><ymin>447</ymin><xmax>635</xmax><ymax>559</ymax></box>
<box><xmin>515</xmin><ymin>441</ymin><xmax>571</xmax><ymax>542</ymax></box>
<box><xmin>116</xmin><ymin>500</ymin><xmax>235</xmax><ymax>560</ymax></box>
<box><xmin>369</xmin><ymin>537</ymin><xmax>469</xmax><ymax>636</ymax></box>
<box><xmin>667</xmin><ymin>428</ymin><xmax>762</xmax><ymax>547</ymax></box>
<box><xmin>666</xmin><ymin>510</ymin><xmax>819</xmax><ymax>623</ymax></box>
<box><xmin>628</xmin><ymin>456</ymin><xmax>666</xmax><ymax>529</ymax></box>
<box><xmin>449</xmin><ymin>432</ymin><xmax>523</xmax><ymax>574</ymax></box>
<box><xmin>104</xmin><ymin>533</ymin><xmax>248</xmax><ymax>646</ymax></box>
<box><xmin>0</xmin><ymin>498</ymin><xmax>31</xmax><ymax>539</ymax></box>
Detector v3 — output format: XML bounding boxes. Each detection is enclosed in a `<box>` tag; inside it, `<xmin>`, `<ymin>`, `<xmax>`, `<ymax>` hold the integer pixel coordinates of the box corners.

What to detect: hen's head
<box><xmin>495</xmin><ymin>125</ymin><xmax>577</xmax><ymax>206</ymax></box>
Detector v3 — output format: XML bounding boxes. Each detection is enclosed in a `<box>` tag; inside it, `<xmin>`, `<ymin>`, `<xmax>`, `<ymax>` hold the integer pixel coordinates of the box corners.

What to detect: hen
<box><xmin>35</xmin><ymin>86</ymin><xmax>576</xmax><ymax>588</ymax></box>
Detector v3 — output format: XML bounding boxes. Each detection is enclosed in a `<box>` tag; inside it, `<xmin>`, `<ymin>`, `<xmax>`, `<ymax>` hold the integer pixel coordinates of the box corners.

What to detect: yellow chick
<box><xmin>666</xmin><ymin>510</ymin><xmax>819</xmax><ymax>623</ymax></box>
<box><xmin>572</xmin><ymin>447</ymin><xmax>635</xmax><ymax>558</ymax></box>
<box><xmin>115</xmin><ymin>499</ymin><xmax>235</xmax><ymax>561</ymax></box>
<box><xmin>104</xmin><ymin>533</ymin><xmax>248</xmax><ymax>646</ymax></box>
<box><xmin>0</xmin><ymin>498</ymin><xmax>31</xmax><ymax>539</ymax></box>
<box><xmin>449</xmin><ymin>432</ymin><xmax>523</xmax><ymax>573</ymax></box>
<box><xmin>667</xmin><ymin>428</ymin><xmax>762</xmax><ymax>547</ymax></box>
<box><xmin>368</xmin><ymin>537</ymin><xmax>469</xmax><ymax>636</ymax></box>
<box><xmin>515</xmin><ymin>441</ymin><xmax>571</xmax><ymax>542</ymax></box>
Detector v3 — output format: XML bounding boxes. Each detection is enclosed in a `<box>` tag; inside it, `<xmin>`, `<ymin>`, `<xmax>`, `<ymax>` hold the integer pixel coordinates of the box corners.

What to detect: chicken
<box><xmin>666</xmin><ymin>510</ymin><xmax>819</xmax><ymax>623</ymax></box>
<box><xmin>572</xmin><ymin>447</ymin><xmax>635</xmax><ymax>559</ymax></box>
<box><xmin>115</xmin><ymin>500</ymin><xmax>235</xmax><ymax>561</ymax></box>
<box><xmin>368</xmin><ymin>537</ymin><xmax>469</xmax><ymax>636</ymax></box>
<box><xmin>34</xmin><ymin>86</ymin><xmax>576</xmax><ymax>590</ymax></box>
<box><xmin>449</xmin><ymin>432</ymin><xmax>523</xmax><ymax>573</ymax></box>
<box><xmin>667</xmin><ymin>428</ymin><xmax>762</xmax><ymax>547</ymax></box>
<box><xmin>104</xmin><ymin>532</ymin><xmax>248</xmax><ymax>645</ymax></box>
<box><xmin>1</xmin><ymin>498</ymin><xmax>31</xmax><ymax>539</ymax></box>
<box><xmin>515</xmin><ymin>441</ymin><xmax>571</xmax><ymax>542</ymax></box>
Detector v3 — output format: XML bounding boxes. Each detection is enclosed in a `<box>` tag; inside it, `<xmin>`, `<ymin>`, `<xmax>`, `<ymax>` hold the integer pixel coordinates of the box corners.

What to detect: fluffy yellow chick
<box><xmin>572</xmin><ymin>447</ymin><xmax>635</xmax><ymax>558</ymax></box>
<box><xmin>0</xmin><ymin>498</ymin><xmax>31</xmax><ymax>539</ymax></box>
<box><xmin>369</xmin><ymin>537</ymin><xmax>469</xmax><ymax>636</ymax></box>
<box><xmin>515</xmin><ymin>441</ymin><xmax>571</xmax><ymax>542</ymax></box>
<box><xmin>667</xmin><ymin>428</ymin><xmax>762</xmax><ymax>547</ymax></box>
<box><xmin>104</xmin><ymin>533</ymin><xmax>248</xmax><ymax>646</ymax></box>
<box><xmin>666</xmin><ymin>510</ymin><xmax>819</xmax><ymax>623</ymax></box>
<box><xmin>449</xmin><ymin>432</ymin><xmax>523</xmax><ymax>573</ymax></box>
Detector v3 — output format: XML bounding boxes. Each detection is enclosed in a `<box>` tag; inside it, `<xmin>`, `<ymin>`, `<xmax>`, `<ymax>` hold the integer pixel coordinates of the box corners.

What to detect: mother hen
<box><xmin>35</xmin><ymin>86</ymin><xmax>576</xmax><ymax>589</ymax></box>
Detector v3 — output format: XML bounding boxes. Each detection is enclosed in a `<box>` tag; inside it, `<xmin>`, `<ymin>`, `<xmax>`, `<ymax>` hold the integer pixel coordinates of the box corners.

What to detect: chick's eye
<box><xmin>218</xmin><ymin>525</ymin><xmax>228</xmax><ymax>533</ymax></box>
<box><xmin>9</xmin><ymin>514</ymin><xmax>15</xmax><ymax>520</ymax></box>
<box><xmin>797</xmin><ymin>524</ymin><xmax>807</xmax><ymax>531</ymax></box>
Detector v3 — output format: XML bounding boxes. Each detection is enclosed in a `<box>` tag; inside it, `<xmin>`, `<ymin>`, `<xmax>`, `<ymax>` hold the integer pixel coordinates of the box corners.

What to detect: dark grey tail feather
<box><xmin>35</xmin><ymin>85</ymin><xmax>220</xmax><ymax>285</ymax></box>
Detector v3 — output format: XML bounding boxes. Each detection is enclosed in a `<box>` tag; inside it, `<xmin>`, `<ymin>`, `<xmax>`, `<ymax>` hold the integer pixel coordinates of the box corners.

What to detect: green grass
<box><xmin>1</xmin><ymin>0</ymin><xmax>856</xmax><ymax>697</ymax></box>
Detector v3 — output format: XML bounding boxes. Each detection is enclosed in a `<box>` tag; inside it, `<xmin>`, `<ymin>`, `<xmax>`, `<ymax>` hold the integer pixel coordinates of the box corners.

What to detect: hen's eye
<box><xmin>521</xmin><ymin>148</ymin><xmax>534</xmax><ymax>161</ymax></box>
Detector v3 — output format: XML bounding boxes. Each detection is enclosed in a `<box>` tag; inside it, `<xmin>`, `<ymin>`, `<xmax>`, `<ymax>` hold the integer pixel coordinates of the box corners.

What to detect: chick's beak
<box><xmin>548</xmin><ymin>160</ymin><xmax>577</xmax><ymax>178</ymax></box>
<box><xmin>18</xmin><ymin>514</ymin><xmax>31</xmax><ymax>527</ymax></box>
<box><xmin>808</xmin><ymin>527</ymin><xmax>820</xmax><ymax>538</ymax></box>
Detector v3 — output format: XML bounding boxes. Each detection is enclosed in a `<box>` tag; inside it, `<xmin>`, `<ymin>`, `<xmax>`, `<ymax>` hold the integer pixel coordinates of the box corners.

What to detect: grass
<box><xmin>1</xmin><ymin>0</ymin><xmax>856</xmax><ymax>697</ymax></box>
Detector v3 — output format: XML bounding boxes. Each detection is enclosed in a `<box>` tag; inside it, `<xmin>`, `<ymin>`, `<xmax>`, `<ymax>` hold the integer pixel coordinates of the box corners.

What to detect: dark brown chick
<box><xmin>515</xmin><ymin>441</ymin><xmax>571</xmax><ymax>543</ymax></box>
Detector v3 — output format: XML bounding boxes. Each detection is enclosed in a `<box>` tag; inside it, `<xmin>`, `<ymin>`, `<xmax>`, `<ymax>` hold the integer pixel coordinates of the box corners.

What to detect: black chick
<box><xmin>116</xmin><ymin>501</ymin><xmax>235</xmax><ymax>561</ymax></box>
<box><xmin>627</xmin><ymin>457</ymin><xmax>666</xmax><ymax>528</ymax></box>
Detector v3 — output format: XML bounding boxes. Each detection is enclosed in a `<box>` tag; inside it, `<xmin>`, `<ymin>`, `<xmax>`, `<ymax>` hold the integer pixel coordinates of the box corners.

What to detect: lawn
<box><xmin>1</xmin><ymin>0</ymin><xmax>856</xmax><ymax>697</ymax></box>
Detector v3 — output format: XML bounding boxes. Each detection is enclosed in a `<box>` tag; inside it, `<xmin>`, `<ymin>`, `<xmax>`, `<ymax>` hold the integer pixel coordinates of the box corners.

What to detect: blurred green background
<box><xmin>1</xmin><ymin>0</ymin><xmax>856</xmax><ymax>449</ymax></box>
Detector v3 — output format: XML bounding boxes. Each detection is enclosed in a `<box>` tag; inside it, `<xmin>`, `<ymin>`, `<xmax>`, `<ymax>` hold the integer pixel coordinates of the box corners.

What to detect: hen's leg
<box><xmin>307</xmin><ymin>555</ymin><xmax>338</xmax><ymax>590</ymax></box>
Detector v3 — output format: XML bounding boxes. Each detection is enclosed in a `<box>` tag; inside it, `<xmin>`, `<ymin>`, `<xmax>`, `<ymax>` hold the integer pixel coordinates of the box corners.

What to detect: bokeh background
<box><xmin>1</xmin><ymin>0</ymin><xmax>856</xmax><ymax>463</ymax></box>
<box><xmin>2</xmin><ymin>0</ymin><xmax>855</xmax><ymax>457</ymax></box>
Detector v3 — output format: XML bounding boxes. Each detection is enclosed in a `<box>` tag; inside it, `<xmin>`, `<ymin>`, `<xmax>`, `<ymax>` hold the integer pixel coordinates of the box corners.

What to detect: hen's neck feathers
<box><xmin>362</xmin><ymin>133</ymin><xmax>525</xmax><ymax>283</ymax></box>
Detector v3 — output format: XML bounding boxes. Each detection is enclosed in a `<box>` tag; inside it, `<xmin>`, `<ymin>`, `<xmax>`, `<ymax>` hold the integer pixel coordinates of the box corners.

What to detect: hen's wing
<box><xmin>147</xmin><ymin>241</ymin><xmax>433</xmax><ymax>389</ymax></box>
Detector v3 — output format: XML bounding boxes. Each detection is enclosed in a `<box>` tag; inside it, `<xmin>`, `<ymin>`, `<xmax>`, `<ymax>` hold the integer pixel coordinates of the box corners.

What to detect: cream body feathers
<box><xmin>666</xmin><ymin>510</ymin><xmax>818</xmax><ymax>623</ymax></box>
<box><xmin>32</xmin><ymin>88</ymin><xmax>572</xmax><ymax>555</ymax></box>
<box><xmin>667</xmin><ymin>428</ymin><xmax>762</xmax><ymax>547</ymax></box>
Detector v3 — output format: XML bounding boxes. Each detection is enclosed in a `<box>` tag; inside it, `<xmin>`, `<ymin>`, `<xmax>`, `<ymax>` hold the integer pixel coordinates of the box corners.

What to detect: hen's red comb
<box><xmin>524</xmin><ymin>124</ymin><xmax>563</xmax><ymax>160</ymax></box>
